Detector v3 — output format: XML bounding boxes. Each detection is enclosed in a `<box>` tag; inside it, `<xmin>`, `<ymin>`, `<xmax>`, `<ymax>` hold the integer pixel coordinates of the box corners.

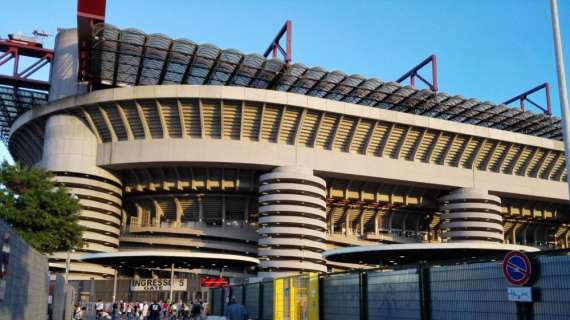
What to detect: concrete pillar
<box><xmin>257</xmin><ymin>166</ymin><xmax>327</xmax><ymax>278</ymax></box>
<box><xmin>49</xmin><ymin>29</ymin><xmax>87</xmax><ymax>101</ymax></box>
<box><xmin>42</xmin><ymin>114</ymin><xmax>122</xmax><ymax>278</ymax></box>
<box><xmin>439</xmin><ymin>188</ymin><xmax>504</xmax><ymax>243</ymax></box>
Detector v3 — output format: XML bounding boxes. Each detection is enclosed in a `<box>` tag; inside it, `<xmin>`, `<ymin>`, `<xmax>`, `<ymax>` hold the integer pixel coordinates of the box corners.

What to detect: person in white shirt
<box><xmin>142</xmin><ymin>302</ymin><xmax>149</xmax><ymax>319</ymax></box>
<box><xmin>96</xmin><ymin>299</ymin><xmax>104</xmax><ymax>318</ymax></box>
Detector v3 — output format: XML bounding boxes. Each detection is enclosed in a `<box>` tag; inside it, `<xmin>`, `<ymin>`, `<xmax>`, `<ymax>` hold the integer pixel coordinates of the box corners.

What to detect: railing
<box><xmin>123</xmin><ymin>217</ymin><xmax>257</xmax><ymax>234</ymax></box>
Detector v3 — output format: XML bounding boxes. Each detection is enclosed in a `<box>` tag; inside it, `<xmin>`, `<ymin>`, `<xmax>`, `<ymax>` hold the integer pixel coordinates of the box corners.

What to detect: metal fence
<box><xmin>210</xmin><ymin>251</ymin><xmax>570</xmax><ymax>320</ymax></box>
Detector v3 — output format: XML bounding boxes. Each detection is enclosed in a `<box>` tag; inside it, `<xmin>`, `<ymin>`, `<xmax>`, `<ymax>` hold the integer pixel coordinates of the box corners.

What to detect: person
<box><xmin>126</xmin><ymin>302</ymin><xmax>134</xmax><ymax>320</ymax></box>
<box><xmin>190</xmin><ymin>299</ymin><xmax>203</xmax><ymax>320</ymax></box>
<box><xmin>225</xmin><ymin>297</ymin><xmax>248</xmax><ymax>320</ymax></box>
<box><xmin>111</xmin><ymin>301</ymin><xmax>118</xmax><ymax>320</ymax></box>
<box><xmin>73</xmin><ymin>304</ymin><xmax>83</xmax><ymax>320</ymax></box>
<box><xmin>96</xmin><ymin>299</ymin><xmax>104</xmax><ymax>319</ymax></box>
<box><xmin>148</xmin><ymin>300</ymin><xmax>162</xmax><ymax>320</ymax></box>
<box><xmin>138</xmin><ymin>301</ymin><xmax>144</xmax><ymax>319</ymax></box>
<box><xmin>170</xmin><ymin>301</ymin><xmax>178</xmax><ymax>319</ymax></box>
<box><xmin>141</xmin><ymin>302</ymin><xmax>149</xmax><ymax>320</ymax></box>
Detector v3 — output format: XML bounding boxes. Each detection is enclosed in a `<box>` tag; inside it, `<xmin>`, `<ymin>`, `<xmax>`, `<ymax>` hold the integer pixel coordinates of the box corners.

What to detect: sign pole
<box><xmin>112</xmin><ymin>268</ymin><xmax>118</xmax><ymax>302</ymax></box>
<box><xmin>64</xmin><ymin>251</ymin><xmax>70</xmax><ymax>285</ymax></box>
<box><xmin>169</xmin><ymin>262</ymin><xmax>175</xmax><ymax>302</ymax></box>
<box><xmin>550</xmin><ymin>0</ymin><xmax>570</xmax><ymax>203</ymax></box>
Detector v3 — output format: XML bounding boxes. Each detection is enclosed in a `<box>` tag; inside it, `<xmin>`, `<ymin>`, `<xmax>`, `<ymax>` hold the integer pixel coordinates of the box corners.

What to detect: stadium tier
<box><xmin>3</xmin><ymin>27</ymin><xmax>570</xmax><ymax>279</ymax></box>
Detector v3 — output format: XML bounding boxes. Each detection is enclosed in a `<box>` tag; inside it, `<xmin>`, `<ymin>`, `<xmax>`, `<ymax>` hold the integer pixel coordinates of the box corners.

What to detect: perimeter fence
<box><xmin>210</xmin><ymin>251</ymin><xmax>570</xmax><ymax>320</ymax></box>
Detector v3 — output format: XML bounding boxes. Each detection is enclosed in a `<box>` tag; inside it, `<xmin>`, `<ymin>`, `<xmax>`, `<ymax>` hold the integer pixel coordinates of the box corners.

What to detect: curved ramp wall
<box><xmin>439</xmin><ymin>188</ymin><xmax>504</xmax><ymax>243</ymax></box>
<box><xmin>42</xmin><ymin>114</ymin><xmax>121</xmax><ymax>277</ymax></box>
<box><xmin>257</xmin><ymin>166</ymin><xmax>328</xmax><ymax>278</ymax></box>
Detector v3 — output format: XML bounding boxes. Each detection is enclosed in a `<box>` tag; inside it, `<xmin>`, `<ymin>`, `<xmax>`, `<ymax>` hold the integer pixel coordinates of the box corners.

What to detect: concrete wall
<box><xmin>0</xmin><ymin>220</ymin><xmax>49</xmax><ymax>320</ymax></box>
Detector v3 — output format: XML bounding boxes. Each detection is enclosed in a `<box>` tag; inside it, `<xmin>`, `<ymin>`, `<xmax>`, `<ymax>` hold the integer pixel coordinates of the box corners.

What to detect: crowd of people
<box><xmin>74</xmin><ymin>299</ymin><xmax>207</xmax><ymax>320</ymax></box>
<box><xmin>72</xmin><ymin>296</ymin><xmax>249</xmax><ymax>320</ymax></box>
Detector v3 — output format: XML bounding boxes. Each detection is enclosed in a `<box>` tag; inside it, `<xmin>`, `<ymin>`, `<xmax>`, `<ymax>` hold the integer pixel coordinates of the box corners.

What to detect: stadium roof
<box><xmin>88</xmin><ymin>24</ymin><xmax>563</xmax><ymax>140</ymax></box>
<box><xmin>0</xmin><ymin>23</ymin><xmax>563</xmax><ymax>143</ymax></box>
<box><xmin>0</xmin><ymin>86</ymin><xmax>48</xmax><ymax>143</ymax></box>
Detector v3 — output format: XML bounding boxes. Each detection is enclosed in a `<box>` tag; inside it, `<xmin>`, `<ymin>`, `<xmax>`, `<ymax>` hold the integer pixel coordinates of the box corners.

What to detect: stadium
<box><xmin>1</xmin><ymin>1</ymin><xmax>569</xmax><ymax>302</ymax></box>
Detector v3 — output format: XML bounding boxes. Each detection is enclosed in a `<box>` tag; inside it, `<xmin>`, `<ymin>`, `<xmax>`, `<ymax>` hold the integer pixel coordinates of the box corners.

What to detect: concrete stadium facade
<box><xmin>5</xmin><ymin>28</ymin><xmax>570</xmax><ymax>280</ymax></box>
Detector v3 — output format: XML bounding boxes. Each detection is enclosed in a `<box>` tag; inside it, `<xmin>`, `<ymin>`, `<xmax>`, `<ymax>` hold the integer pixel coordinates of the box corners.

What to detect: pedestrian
<box><xmin>190</xmin><ymin>299</ymin><xmax>203</xmax><ymax>320</ymax></box>
<box><xmin>225</xmin><ymin>296</ymin><xmax>248</xmax><ymax>320</ymax></box>
<box><xmin>111</xmin><ymin>301</ymin><xmax>118</xmax><ymax>320</ymax></box>
<box><xmin>96</xmin><ymin>299</ymin><xmax>104</xmax><ymax>319</ymax></box>
<box><xmin>170</xmin><ymin>301</ymin><xmax>178</xmax><ymax>319</ymax></box>
<box><xmin>73</xmin><ymin>304</ymin><xmax>83</xmax><ymax>320</ymax></box>
<box><xmin>141</xmin><ymin>302</ymin><xmax>149</xmax><ymax>320</ymax></box>
<box><xmin>126</xmin><ymin>302</ymin><xmax>134</xmax><ymax>320</ymax></box>
<box><xmin>148</xmin><ymin>300</ymin><xmax>162</xmax><ymax>320</ymax></box>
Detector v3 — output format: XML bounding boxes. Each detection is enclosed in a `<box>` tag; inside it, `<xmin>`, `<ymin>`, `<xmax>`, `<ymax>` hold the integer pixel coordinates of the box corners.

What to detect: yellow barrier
<box><xmin>274</xmin><ymin>278</ymin><xmax>284</xmax><ymax>320</ymax></box>
<box><xmin>273</xmin><ymin>273</ymin><xmax>319</xmax><ymax>320</ymax></box>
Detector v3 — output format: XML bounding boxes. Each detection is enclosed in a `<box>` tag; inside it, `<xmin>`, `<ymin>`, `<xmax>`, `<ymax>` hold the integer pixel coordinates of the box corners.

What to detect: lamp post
<box><xmin>550</xmin><ymin>0</ymin><xmax>570</xmax><ymax>202</ymax></box>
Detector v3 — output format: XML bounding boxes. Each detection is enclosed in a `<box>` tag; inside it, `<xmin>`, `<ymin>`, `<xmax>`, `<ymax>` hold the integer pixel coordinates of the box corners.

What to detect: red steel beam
<box><xmin>263</xmin><ymin>20</ymin><xmax>292</xmax><ymax>64</ymax></box>
<box><xmin>0</xmin><ymin>75</ymin><xmax>50</xmax><ymax>91</ymax></box>
<box><xmin>0</xmin><ymin>40</ymin><xmax>53</xmax><ymax>58</ymax></box>
<box><xmin>77</xmin><ymin>0</ymin><xmax>106</xmax><ymax>81</ymax></box>
<box><xmin>396</xmin><ymin>54</ymin><xmax>438</xmax><ymax>92</ymax></box>
<box><xmin>503</xmin><ymin>83</ymin><xmax>552</xmax><ymax>115</ymax></box>
<box><xmin>0</xmin><ymin>40</ymin><xmax>54</xmax><ymax>91</ymax></box>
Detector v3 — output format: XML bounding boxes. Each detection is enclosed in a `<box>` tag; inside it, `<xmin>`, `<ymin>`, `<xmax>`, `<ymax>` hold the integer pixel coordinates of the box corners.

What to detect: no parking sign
<box><xmin>502</xmin><ymin>251</ymin><xmax>532</xmax><ymax>286</ymax></box>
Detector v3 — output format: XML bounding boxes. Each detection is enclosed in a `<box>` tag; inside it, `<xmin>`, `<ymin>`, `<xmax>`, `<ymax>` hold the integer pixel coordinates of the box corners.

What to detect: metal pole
<box><xmin>112</xmin><ymin>269</ymin><xmax>118</xmax><ymax>302</ymax></box>
<box><xmin>170</xmin><ymin>262</ymin><xmax>175</xmax><ymax>302</ymax></box>
<box><xmin>551</xmin><ymin>0</ymin><xmax>570</xmax><ymax>202</ymax></box>
<box><xmin>64</xmin><ymin>250</ymin><xmax>70</xmax><ymax>285</ymax></box>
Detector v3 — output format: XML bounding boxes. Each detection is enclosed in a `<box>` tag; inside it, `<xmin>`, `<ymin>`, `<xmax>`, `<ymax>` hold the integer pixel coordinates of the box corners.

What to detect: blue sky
<box><xmin>1</xmin><ymin>0</ymin><xmax>569</xmax><ymax>163</ymax></box>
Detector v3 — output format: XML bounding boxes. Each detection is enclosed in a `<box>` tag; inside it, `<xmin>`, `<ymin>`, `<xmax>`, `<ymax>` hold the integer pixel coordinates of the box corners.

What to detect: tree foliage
<box><xmin>0</xmin><ymin>161</ymin><xmax>83</xmax><ymax>253</ymax></box>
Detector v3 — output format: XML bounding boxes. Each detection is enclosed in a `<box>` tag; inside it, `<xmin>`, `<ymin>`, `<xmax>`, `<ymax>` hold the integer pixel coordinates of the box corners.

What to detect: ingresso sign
<box><xmin>130</xmin><ymin>279</ymin><xmax>187</xmax><ymax>292</ymax></box>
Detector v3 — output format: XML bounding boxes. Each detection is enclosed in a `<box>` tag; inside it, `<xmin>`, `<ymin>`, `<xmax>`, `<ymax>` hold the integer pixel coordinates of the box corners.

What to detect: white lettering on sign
<box><xmin>507</xmin><ymin>287</ymin><xmax>533</xmax><ymax>302</ymax></box>
<box><xmin>130</xmin><ymin>279</ymin><xmax>187</xmax><ymax>292</ymax></box>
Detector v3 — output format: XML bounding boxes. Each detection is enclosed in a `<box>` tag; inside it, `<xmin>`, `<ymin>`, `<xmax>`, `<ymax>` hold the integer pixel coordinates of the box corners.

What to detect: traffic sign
<box><xmin>502</xmin><ymin>251</ymin><xmax>532</xmax><ymax>286</ymax></box>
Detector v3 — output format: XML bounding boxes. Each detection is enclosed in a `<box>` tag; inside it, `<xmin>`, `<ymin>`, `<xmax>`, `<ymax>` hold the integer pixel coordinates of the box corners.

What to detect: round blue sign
<box><xmin>502</xmin><ymin>251</ymin><xmax>532</xmax><ymax>286</ymax></box>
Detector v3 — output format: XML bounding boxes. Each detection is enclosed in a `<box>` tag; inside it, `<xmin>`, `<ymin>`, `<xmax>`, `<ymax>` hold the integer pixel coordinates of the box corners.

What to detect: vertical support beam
<box><xmin>155</xmin><ymin>100</ymin><xmax>169</xmax><ymax>138</ymax></box>
<box><xmin>244</xmin><ymin>198</ymin><xmax>249</xmax><ymax>224</ymax></box>
<box><xmin>311</xmin><ymin>112</ymin><xmax>325</xmax><ymax>148</ymax></box>
<box><xmin>258</xmin><ymin>283</ymin><xmax>264</xmax><ymax>320</ymax></box>
<box><xmin>77</xmin><ymin>0</ymin><xmax>107</xmax><ymax>82</ymax></box>
<box><xmin>112</xmin><ymin>268</ymin><xmax>118</xmax><ymax>303</ymax></box>
<box><xmin>115</xmin><ymin>102</ymin><xmax>134</xmax><ymax>140</ymax></box>
<box><xmin>359</xmin><ymin>271</ymin><xmax>368</xmax><ymax>320</ymax></box>
<box><xmin>418</xmin><ymin>262</ymin><xmax>431</xmax><ymax>320</ymax></box>
<box><xmin>363</xmin><ymin>121</ymin><xmax>378</xmax><ymax>155</ymax></box>
<box><xmin>135</xmin><ymin>101</ymin><xmax>151</xmax><ymax>139</ymax></box>
<box><xmin>177</xmin><ymin>99</ymin><xmax>187</xmax><ymax>138</ymax></box>
<box><xmin>169</xmin><ymin>262</ymin><xmax>175</xmax><ymax>302</ymax></box>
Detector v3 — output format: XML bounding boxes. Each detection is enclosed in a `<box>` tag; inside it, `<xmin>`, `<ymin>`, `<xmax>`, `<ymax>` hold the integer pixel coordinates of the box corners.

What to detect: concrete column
<box><xmin>42</xmin><ymin>114</ymin><xmax>122</xmax><ymax>278</ymax></box>
<box><xmin>257</xmin><ymin>166</ymin><xmax>328</xmax><ymax>278</ymax></box>
<box><xmin>49</xmin><ymin>29</ymin><xmax>87</xmax><ymax>101</ymax></box>
<box><xmin>439</xmin><ymin>188</ymin><xmax>504</xmax><ymax>243</ymax></box>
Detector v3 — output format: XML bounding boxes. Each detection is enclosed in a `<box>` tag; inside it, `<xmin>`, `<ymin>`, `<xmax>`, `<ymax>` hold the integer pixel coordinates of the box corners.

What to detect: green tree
<box><xmin>0</xmin><ymin>161</ymin><xmax>83</xmax><ymax>253</ymax></box>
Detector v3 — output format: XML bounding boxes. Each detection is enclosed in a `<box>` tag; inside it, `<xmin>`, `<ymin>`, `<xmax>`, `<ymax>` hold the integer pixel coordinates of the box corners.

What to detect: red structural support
<box><xmin>263</xmin><ymin>20</ymin><xmax>292</xmax><ymax>64</ymax></box>
<box><xmin>0</xmin><ymin>40</ymin><xmax>53</xmax><ymax>91</ymax></box>
<box><xmin>503</xmin><ymin>83</ymin><xmax>552</xmax><ymax>115</ymax></box>
<box><xmin>396</xmin><ymin>54</ymin><xmax>438</xmax><ymax>92</ymax></box>
<box><xmin>77</xmin><ymin>0</ymin><xmax>106</xmax><ymax>82</ymax></box>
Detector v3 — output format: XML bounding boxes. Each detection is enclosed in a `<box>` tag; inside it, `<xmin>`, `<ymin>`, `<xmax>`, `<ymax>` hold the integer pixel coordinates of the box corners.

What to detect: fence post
<box><xmin>318</xmin><ymin>275</ymin><xmax>324</xmax><ymax>320</ymax></box>
<box><xmin>359</xmin><ymin>272</ymin><xmax>368</xmax><ymax>320</ymax></box>
<box><xmin>242</xmin><ymin>285</ymin><xmax>247</xmax><ymax>306</ymax></box>
<box><xmin>418</xmin><ymin>262</ymin><xmax>431</xmax><ymax>320</ymax></box>
<box><xmin>259</xmin><ymin>283</ymin><xmax>264</xmax><ymax>320</ymax></box>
